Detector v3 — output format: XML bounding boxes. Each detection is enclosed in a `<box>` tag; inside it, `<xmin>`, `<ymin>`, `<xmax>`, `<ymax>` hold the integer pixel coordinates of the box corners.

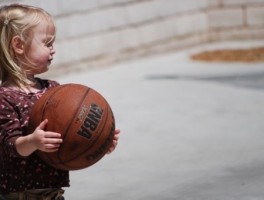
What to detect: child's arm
<box><xmin>15</xmin><ymin>119</ymin><xmax>62</xmax><ymax>157</ymax></box>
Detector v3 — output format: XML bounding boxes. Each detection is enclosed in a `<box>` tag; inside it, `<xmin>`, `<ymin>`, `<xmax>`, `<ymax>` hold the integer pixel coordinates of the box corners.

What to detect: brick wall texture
<box><xmin>1</xmin><ymin>0</ymin><xmax>264</xmax><ymax>74</ymax></box>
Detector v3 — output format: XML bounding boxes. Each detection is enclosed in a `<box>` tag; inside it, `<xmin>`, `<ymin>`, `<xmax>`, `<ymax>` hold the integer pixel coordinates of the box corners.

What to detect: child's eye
<box><xmin>46</xmin><ymin>42</ymin><xmax>53</xmax><ymax>48</ymax></box>
<box><xmin>45</xmin><ymin>37</ymin><xmax>55</xmax><ymax>48</ymax></box>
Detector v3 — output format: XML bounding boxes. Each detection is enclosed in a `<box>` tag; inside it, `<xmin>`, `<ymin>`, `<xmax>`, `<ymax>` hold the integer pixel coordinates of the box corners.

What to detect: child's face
<box><xmin>24</xmin><ymin>19</ymin><xmax>56</xmax><ymax>75</ymax></box>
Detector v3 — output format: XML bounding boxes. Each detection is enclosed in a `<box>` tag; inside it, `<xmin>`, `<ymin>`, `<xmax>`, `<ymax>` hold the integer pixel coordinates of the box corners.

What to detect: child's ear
<box><xmin>11</xmin><ymin>36</ymin><xmax>24</xmax><ymax>54</ymax></box>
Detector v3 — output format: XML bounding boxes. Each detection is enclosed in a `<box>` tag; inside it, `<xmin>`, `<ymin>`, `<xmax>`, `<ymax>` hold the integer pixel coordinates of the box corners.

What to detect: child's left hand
<box><xmin>107</xmin><ymin>129</ymin><xmax>120</xmax><ymax>154</ymax></box>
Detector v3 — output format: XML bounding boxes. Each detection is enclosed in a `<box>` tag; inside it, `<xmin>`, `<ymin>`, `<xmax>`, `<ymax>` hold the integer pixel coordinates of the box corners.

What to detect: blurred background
<box><xmin>1</xmin><ymin>0</ymin><xmax>263</xmax><ymax>75</ymax></box>
<box><xmin>1</xmin><ymin>1</ymin><xmax>264</xmax><ymax>200</ymax></box>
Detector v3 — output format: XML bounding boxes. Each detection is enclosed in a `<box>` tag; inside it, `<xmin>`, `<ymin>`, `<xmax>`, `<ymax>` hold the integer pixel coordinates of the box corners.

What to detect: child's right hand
<box><xmin>31</xmin><ymin>119</ymin><xmax>63</xmax><ymax>152</ymax></box>
<box><xmin>15</xmin><ymin>119</ymin><xmax>62</xmax><ymax>156</ymax></box>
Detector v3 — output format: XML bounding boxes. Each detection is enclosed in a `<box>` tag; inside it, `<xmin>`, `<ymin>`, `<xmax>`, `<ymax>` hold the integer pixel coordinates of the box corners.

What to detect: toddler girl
<box><xmin>0</xmin><ymin>4</ymin><xmax>119</xmax><ymax>200</ymax></box>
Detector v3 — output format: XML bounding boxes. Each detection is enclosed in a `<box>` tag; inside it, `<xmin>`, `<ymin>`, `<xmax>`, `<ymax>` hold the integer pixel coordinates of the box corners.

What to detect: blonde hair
<box><xmin>0</xmin><ymin>4</ymin><xmax>55</xmax><ymax>87</ymax></box>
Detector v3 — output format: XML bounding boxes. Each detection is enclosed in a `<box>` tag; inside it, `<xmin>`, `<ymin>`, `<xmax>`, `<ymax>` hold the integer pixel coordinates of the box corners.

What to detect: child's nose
<box><xmin>50</xmin><ymin>46</ymin><xmax>55</xmax><ymax>55</ymax></box>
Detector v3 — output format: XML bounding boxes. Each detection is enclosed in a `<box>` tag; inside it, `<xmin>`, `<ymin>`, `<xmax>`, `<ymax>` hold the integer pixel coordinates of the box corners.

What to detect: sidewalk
<box><xmin>56</xmin><ymin>40</ymin><xmax>264</xmax><ymax>200</ymax></box>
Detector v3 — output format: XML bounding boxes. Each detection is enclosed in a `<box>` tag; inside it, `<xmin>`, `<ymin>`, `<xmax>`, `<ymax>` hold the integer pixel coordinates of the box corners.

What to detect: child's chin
<box><xmin>34</xmin><ymin>68</ymin><xmax>49</xmax><ymax>75</ymax></box>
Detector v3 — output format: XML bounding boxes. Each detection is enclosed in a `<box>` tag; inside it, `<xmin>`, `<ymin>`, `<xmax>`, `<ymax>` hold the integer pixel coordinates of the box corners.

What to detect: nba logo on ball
<box><xmin>28</xmin><ymin>84</ymin><xmax>115</xmax><ymax>170</ymax></box>
<box><xmin>77</xmin><ymin>103</ymin><xmax>103</xmax><ymax>140</ymax></box>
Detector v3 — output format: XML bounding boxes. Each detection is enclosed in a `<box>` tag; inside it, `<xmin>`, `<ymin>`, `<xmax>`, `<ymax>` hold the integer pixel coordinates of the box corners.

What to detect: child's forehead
<box><xmin>33</xmin><ymin>20</ymin><xmax>56</xmax><ymax>37</ymax></box>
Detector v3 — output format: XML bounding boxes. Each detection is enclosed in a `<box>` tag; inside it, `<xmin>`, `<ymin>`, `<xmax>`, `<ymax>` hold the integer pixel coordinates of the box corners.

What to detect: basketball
<box><xmin>28</xmin><ymin>84</ymin><xmax>115</xmax><ymax>170</ymax></box>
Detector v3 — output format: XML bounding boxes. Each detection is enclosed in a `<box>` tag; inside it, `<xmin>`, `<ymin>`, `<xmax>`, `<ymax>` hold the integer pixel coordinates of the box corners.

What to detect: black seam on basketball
<box><xmin>57</xmin><ymin>85</ymin><xmax>91</xmax><ymax>166</ymax></box>
<box><xmin>54</xmin><ymin>84</ymin><xmax>80</xmax><ymax>142</ymax></box>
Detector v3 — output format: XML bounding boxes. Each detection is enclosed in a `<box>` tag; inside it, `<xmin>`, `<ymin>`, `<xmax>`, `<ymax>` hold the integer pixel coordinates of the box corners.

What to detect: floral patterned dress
<box><xmin>0</xmin><ymin>78</ymin><xmax>69</xmax><ymax>195</ymax></box>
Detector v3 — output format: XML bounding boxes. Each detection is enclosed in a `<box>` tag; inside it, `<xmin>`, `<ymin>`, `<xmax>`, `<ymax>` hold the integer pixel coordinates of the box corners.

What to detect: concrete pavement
<box><xmin>55</xmin><ymin>40</ymin><xmax>264</xmax><ymax>200</ymax></box>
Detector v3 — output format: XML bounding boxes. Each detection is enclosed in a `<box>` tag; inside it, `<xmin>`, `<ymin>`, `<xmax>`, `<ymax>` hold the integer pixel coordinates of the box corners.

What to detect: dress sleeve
<box><xmin>0</xmin><ymin>95</ymin><xmax>24</xmax><ymax>157</ymax></box>
<box><xmin>48</xmin><ymin>80</ymin><xmax>60</xmax><ymax>88</ymax></box>
<box><xmin>36</xmin><ymin>78</ymin><xmax>60</xmax><ymax>89</ymax></box>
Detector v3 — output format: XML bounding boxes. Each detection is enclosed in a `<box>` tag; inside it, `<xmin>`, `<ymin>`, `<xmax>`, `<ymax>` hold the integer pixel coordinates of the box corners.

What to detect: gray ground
<box><xmin>55</xmin><ymin>40</ymin><xmax>264</xmax><ymax>200</ymax></box>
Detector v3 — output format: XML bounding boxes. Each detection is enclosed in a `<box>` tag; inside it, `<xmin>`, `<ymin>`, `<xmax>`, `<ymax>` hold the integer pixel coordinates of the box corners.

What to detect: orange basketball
<box><xmin>28</xmin><ymin>84</ymin><xmax>115</xmax><ymax>170</ymax></box>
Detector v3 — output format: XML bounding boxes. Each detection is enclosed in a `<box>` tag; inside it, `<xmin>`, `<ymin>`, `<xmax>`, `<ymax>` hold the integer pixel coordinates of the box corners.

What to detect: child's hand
<box><xmin>107</xmin><ymin>129</ymin><xmax>120</xmax><ymax>154</ymax></box>
<box><xmin>31</xmin><ymin>119</ymin><xmax>63</xmax><ymax>152</ymax></box>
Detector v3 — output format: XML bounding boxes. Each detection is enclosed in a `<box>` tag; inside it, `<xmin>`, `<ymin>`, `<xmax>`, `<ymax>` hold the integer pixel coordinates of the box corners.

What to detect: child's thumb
<box><xmin>37</xmin><ymin>119</ymin><xmax>48</xmax><ymax>130</ymax></box>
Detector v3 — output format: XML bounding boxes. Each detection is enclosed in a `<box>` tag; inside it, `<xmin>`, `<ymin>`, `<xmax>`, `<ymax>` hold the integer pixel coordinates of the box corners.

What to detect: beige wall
<box><xmin>1</xmin><ymin>0</ymin><xmax>264</xmax><ymax>75</ymax></box>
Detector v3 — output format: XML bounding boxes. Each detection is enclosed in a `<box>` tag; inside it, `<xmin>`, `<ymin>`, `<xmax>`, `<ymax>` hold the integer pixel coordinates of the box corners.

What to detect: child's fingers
<box><xmin>42</xmin><ymin>144</ymin><xmax>61</xmax><ymax>152</ymax></box>
<box><xmin>113</xmin><ymin>129</ymin><xmax>120</xmax><ymax>135</ymax></box>
<box><xmin>44</xmin><ymin>138</ymin><xmax>63</xmax><ymax>144</ymax></box>
<box><xmin>44</xmin><ymin>131</ymin><xmax>62</xmax><ymax>139</ymax></box>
